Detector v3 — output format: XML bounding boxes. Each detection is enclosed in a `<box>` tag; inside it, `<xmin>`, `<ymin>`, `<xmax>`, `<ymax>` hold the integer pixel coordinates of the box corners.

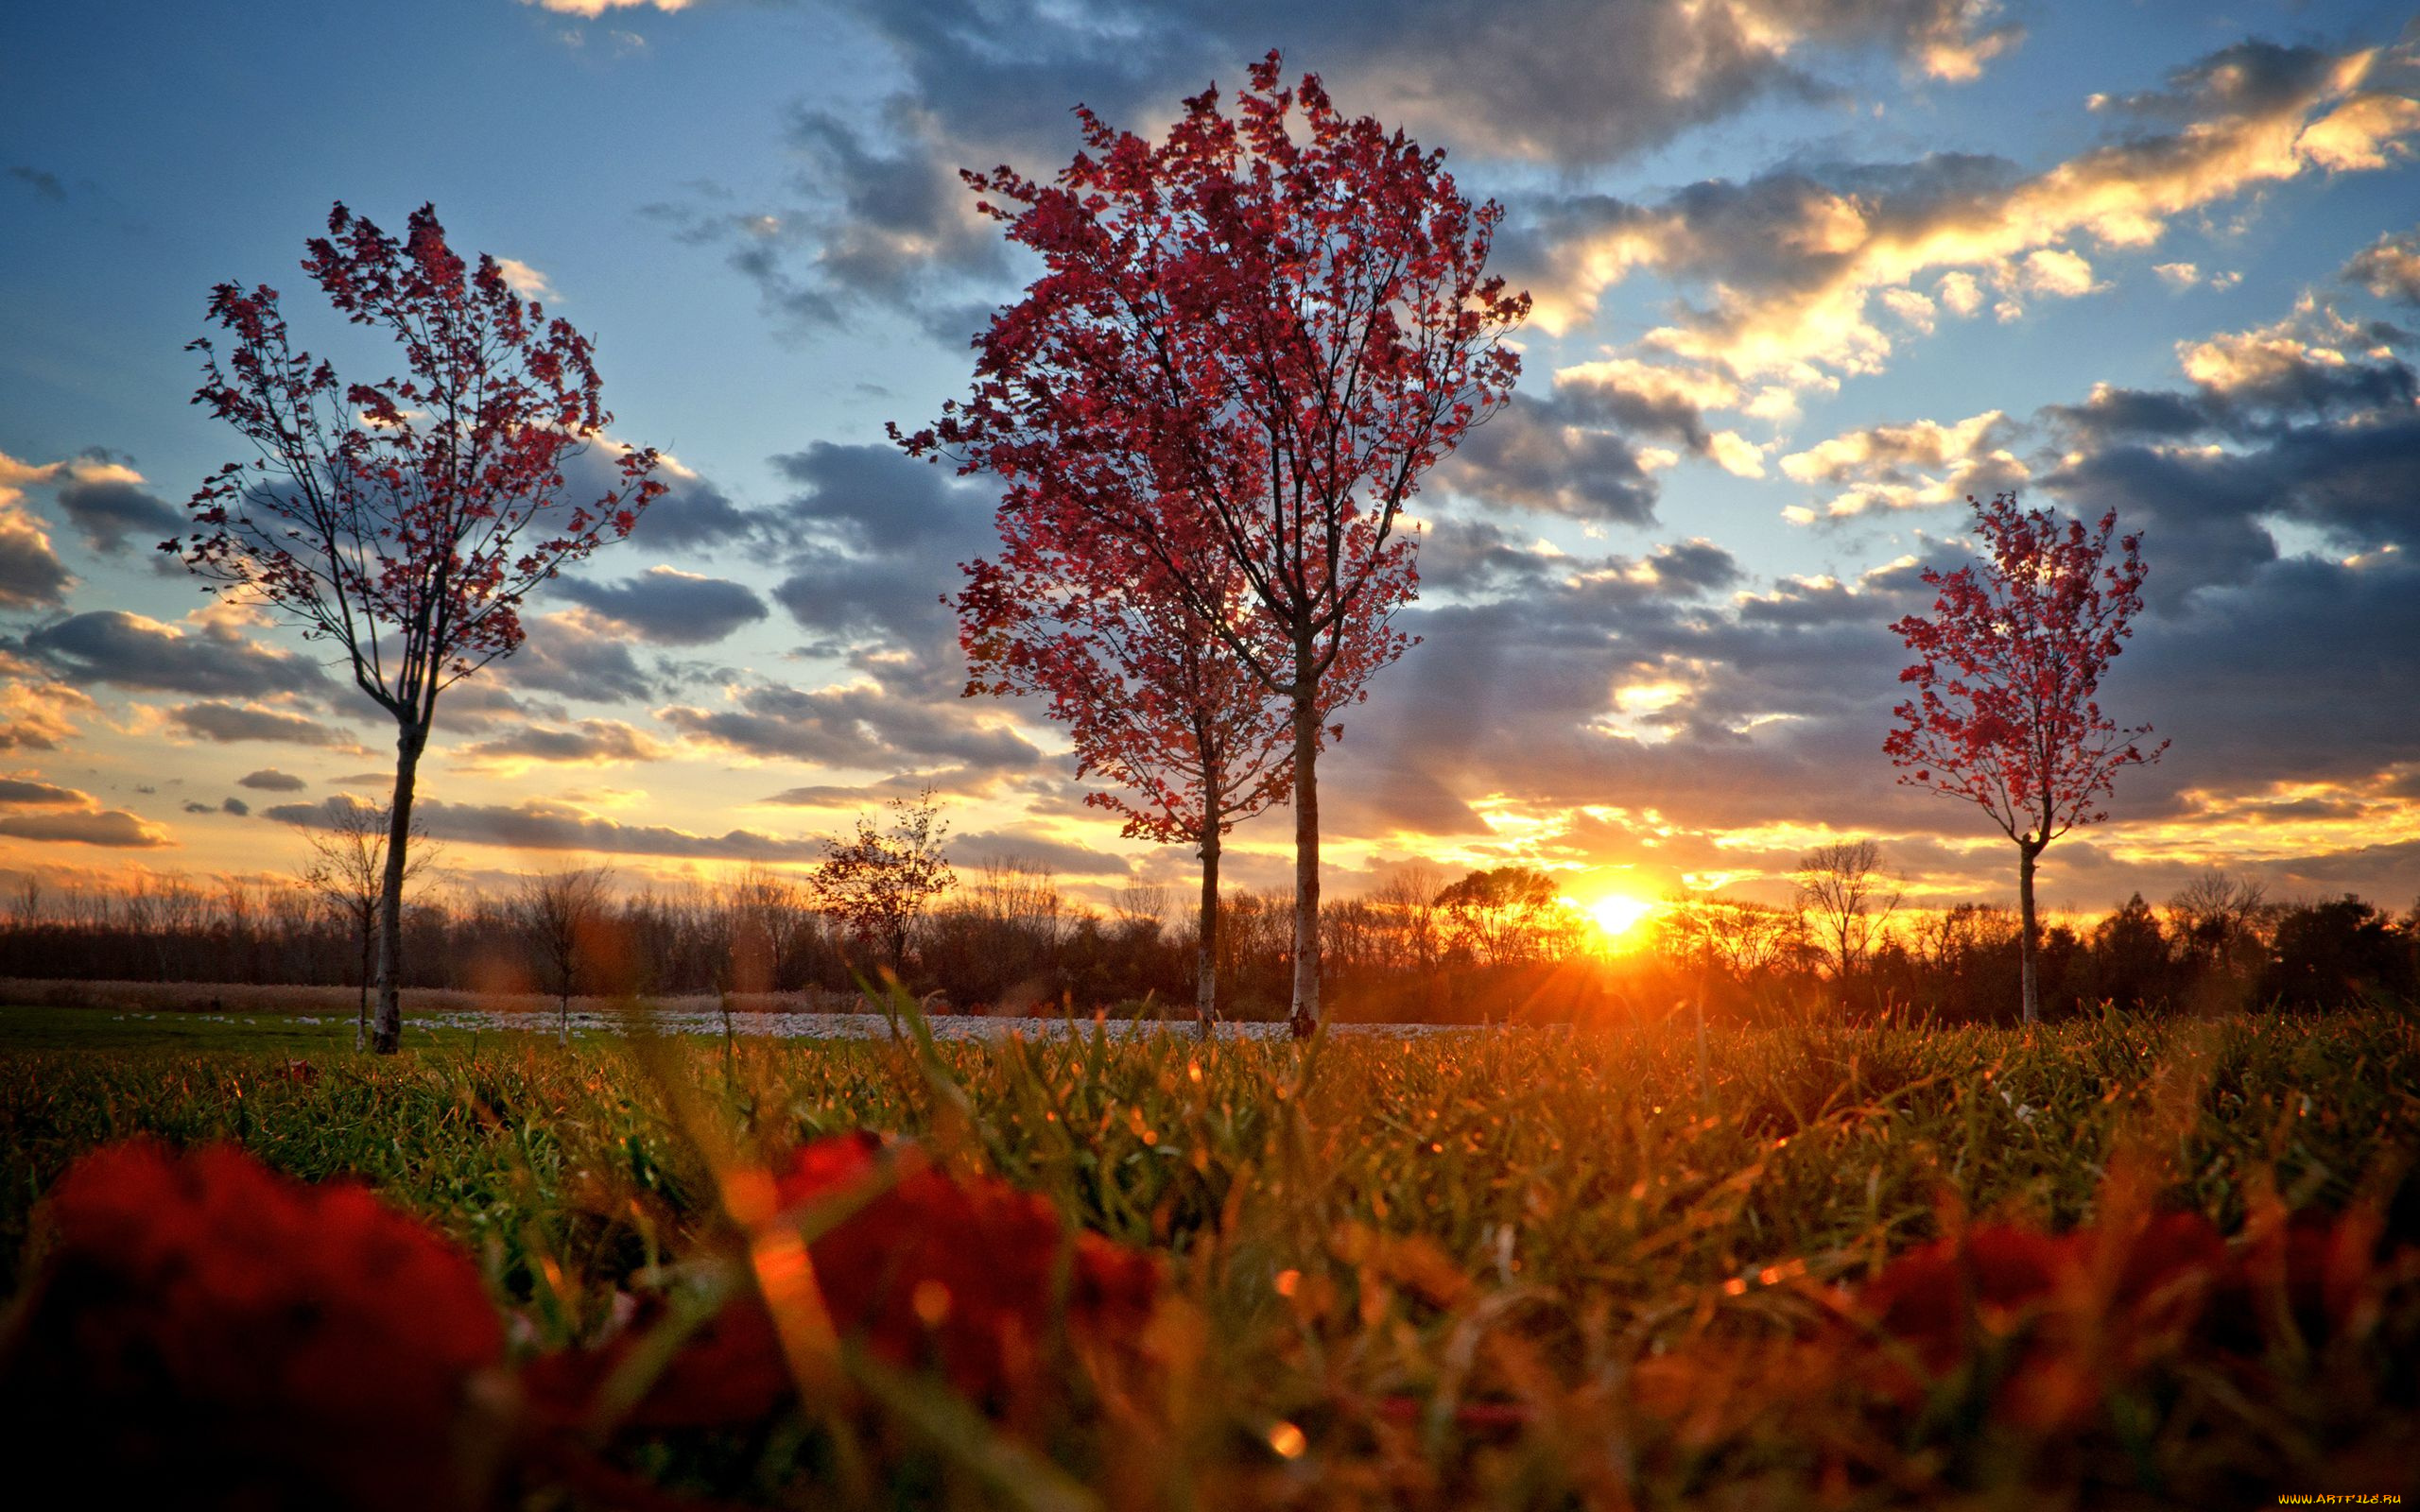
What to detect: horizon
<box><xmin>5</xmin><ymin>0</ymin><xmax>2419</xmax><ymax>923</ymax></box>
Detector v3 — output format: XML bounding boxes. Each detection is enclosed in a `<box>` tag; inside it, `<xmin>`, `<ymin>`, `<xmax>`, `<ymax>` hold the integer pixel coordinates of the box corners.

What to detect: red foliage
<box><xmin>1885</xmin><ymin>491</ymin><xmax>2166</xmax><ymax>848</ymax></box>
<box><xmin>534</xmin><ymin>1134</ymin><xmax>1163</xmax><ymax>1430</ymax></box>
<box><xmin>956</xmin><ymin>542</ymin><xmax>1297</xmax><ymax>852</ymax></box>
<box><xmin>900</xmin><ymin>53</ymin><xmax>1527</xmax><ymax>1023</ymax></box>
<box><xmin>0</xmin><ymin>1140</ymin><xmax>504</xmax><ymax>1510</ymax></box>
<box><xmin>1844</xmin><ymin>1206</ymin><xmax>2398</xmax><ymax>1433</ymax></box>
<box><xmin>179</xmin><ymin>202</ymin><xmax>665</xmax><ymax>710</ymax></box>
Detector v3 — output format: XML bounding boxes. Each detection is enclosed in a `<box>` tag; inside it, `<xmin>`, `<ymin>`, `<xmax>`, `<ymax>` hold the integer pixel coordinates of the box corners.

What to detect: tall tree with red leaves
<box><xmin>900</xmin><ymin>54</ymin><xmax>1528</xmax><ymax>1034</ymax></box>
<box><xmin>174</xmin><ymin>203</ymin><xmax>665</xmax><ymax>1053</ymax></box>
<box><xmin>1885</xmin><ymin>492</ymin><xmax>2167</xmax><ymax>1023</ymax></box>
<box><xmin>957</xmin><ymin>535</ymin><xmax>1312</xmax><ymax>1033</ymax></box>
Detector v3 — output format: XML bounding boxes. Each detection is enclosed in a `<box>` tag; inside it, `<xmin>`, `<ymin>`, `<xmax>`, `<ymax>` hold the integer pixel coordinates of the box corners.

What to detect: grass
<box><xmin>5</xmin><ymin>1001</ymin><xmax>2416</xmax><ymax>1506</ymax></box>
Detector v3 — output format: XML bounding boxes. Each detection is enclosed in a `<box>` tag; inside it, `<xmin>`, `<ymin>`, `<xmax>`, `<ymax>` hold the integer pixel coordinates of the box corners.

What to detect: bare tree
<box><xmin>1796</xmin><ymin>840</ymin><xmax>1902</xmax><ymax>1003</ymax></box>
<box><xmin>511</xmin><ymin>865</ymin><xmax>614</xmax><ymax>1044</ymax></box>
<box><xmin>293</xmin><ymin>798</ymin><xmax>437</xmax><ymax>1049</ymax></box>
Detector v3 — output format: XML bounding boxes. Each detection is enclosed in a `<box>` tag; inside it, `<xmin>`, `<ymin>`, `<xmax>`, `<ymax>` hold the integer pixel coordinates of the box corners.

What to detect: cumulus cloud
<box><xmin>0</xmin><ymin>777</ymin><xmax>86</xmax><ymax>806</ymax></box>
<box><xmin>662</xmin><ymin>0</ymin><xmax>2024</xmax><ymax>335</ymax></box>
<box><xmin>268</xmin><ymin>792</ymin><xmax>821</xmax><ymax>862</ymax></box>
<box><xmin>0</xmin><ymin>652</ymin><xmax>94</xmax><ymax>752</ymax></box>
<box><xmin>0</xmin><ymin>498</ymin><xmax>72</xmax><ymax>610</ymax></box>
<box><xmin>949</xmin><ymin>823</ymin><xmax>1133</xmax><ymax>879</ymax></box>
<box><xmin>237</xmin><ymin>768</ymin><xmax>308</xmax><ymax>792</ymax></box>
<box><xmin>56</xmin><ymin>476</ymin><xmax>183</xmax><ymax>556</ymax></box>
<box><xmin>659</xmin><ymin>679</ymin><xmax>1042</xmax><ymax>775</ymax></box>
<box><xmin>169</xmin><ymin>702</ymin><xmax>354</xmax><ymax>747</ymax></box>
<box><xmin>1778</xmin><ymin>409</ymin><xmax>2029</xmax><ymax>519</ymax></box>
<box><xmin>18</xmin><ymin>608</ymin><xmax>334</xmax><ymax>700</ymax></box>
<box><xmin>2342</xmin><ymin>224</ymin><xmax>2420</xmax><ymax>302</ymax></box>
<box><xmin>458</xmin><ymin>719</ymin><xmax>669</xmax><ymax>765</ymax></box>
<box><xmin>1518</xmin><ymin>34</ymin><xmax>2420</xmax><ymax>399</ymax></box>
<box><xmin>558</xmin><ymin>566</ymin><xmax>769</xmax><ymax>645</ymax></box>
<box><xmin>0</xmin><ymin>774</ymin><xmax>170</xmax><ymax>848</ymax></box>
<box><xmin>493</xmin><ymin>610</ymin><xmax>663</xmax><ymax>703</ymax></box>
<box><xmin>0</xmin><ymin>809</ymin><xmax>171</xmax><ymax>848</ymax></box>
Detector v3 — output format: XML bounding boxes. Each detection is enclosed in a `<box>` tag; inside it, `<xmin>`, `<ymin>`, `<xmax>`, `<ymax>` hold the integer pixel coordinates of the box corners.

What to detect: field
<box><xmin>5</xmin><ymin>1001</ymin><xmax>2416</xmax><ymax>1507</ymax></box>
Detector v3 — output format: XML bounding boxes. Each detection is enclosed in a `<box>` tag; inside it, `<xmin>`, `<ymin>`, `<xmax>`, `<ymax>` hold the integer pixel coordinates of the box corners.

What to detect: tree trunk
<box><xmin>2017</xmin><ymin>842</ymin><xmax>2041</xmax><ymax>1025</ymax></box>
<box><xmin>1288</xmin><ymin>668</ymin><xmax>1322</xmax><ymax>1040</ymax></box>
<box><xmin>1196</xmin><ymin>796</ymin><xmax>1220</xmax><ymax>1040</ymax></box>
<box><xmin>371</xmin><ymin>722</ymin><xmax>426</xmax><ymax>1056</ymax></box>
<box><xmin>355</xmin><ymin>913</ymin><xmax>372</xmax><ymax>1052</ymax></box>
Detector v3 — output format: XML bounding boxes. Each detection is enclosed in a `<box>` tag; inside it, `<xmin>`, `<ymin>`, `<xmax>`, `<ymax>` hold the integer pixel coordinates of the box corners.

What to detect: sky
<box><xmin>3</xmin><ymin>0</ymin><xmax>2418</xmax><ymax>923</ymax></box>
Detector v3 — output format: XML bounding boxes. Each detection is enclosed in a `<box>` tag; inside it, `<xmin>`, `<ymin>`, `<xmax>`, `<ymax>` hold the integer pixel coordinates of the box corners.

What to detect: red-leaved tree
<box><xmin>174</xmin><ymin>203</ymin><xmax>665</xmax><ymax>1053</ymax></box>
<box><xmin>957</xmin><ymin>537</ymin><xmax>1307</xmax><ymax>1032</ymax></box>
<box><xmin>899</xmin><ymin>55</ymin><xmax>1528</xmax><ymax>1034</ymax></box>
<box><xmin>1885</xmin><ymin>492</ymin><xmax>2167</xmax><ymax>1022</ymax></box>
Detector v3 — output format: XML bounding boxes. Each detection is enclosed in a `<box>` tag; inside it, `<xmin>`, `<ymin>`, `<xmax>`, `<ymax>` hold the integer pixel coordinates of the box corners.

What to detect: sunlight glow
<box><xmin>1588</xmin><ymin>893</ymin><xmax>1658</xmax><ymax>942</ymax></box>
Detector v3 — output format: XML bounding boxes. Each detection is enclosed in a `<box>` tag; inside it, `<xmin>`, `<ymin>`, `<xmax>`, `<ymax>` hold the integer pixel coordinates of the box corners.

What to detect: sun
<box><xmin>1588</xmin><ymin>893</ymin><xmax>1658</xmax><ymax>943</ymax></box>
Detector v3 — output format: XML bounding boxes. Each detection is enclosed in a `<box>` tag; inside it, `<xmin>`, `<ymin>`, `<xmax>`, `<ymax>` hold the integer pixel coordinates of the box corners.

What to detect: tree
<box><xmin>175</xmin><ymin>202</ymin><xmax>664</xmax><ymax>1054</ymax></box>
<box><xmin>291</xmin><ymin>796</ymin><xmax>438</xmax><ymax>1050</ymax></box>
<box><xmin>510</xmin><ymin>865</ymin><xmax>614</xmax><ymax>1044</ymax></box>
<box><xmin>810</xmin><ymin>790</ymin><xmax>957</xmax><ymax>973</ymax></box>
<box><xmin>1435</xmin><ymin>867</ymin><xmax>1581</xmax><ymax>967</ymax></box>
<box><xmin>1885</xmin><ymin>493</ymin><xmax>2167</xmax><ymax>1023</ymax></box>
<box><xmin>900</xmin><ymin>55</ymin><xmax>1528</xmax><ymax>1037</ymax></box>
<box><xmin>1794</xmin><ymin>839</ymin><xmax>1901</xmax><ymax>1003</ymax></box>
<box><xmin>957</xmin><ymin>541</ymin><xmax>1300</xmax><ymax>1033</ymax></box>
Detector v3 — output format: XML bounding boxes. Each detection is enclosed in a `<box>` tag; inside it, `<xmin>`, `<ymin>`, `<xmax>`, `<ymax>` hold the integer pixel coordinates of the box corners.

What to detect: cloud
<box><xmin>268</xmin><ymin>792</ymin><xmax>821</xmax><ymax>862</ymax></box>
<box><xmin>667</xmin><ymin>0</ymin><xmax>2025</xmax><ymax>335</ymax></box>
<box><xmin>1518</xmin><ymin>34</ymin><xmax>2420</xmax><ymax>394</ymax></box>
<box><xmin>0</xmin><ymin>809</ymin><xmax>171</xmax><ymax>848</ymax></box>
<box><xmin>169</xmin><ymin>701</ymin><xmax>354</xmax><ymax>747</ymax></box>
<box><xmin>0</xmin><ymin>653</ymin><xmax>94</xmax><ymax>752</ymax></box>
<box><xmin>659</xmin><ymin>678</ymin><xmax>1043</xmax><ymax>774</ymax></box>
<box><xmin>492</xmin><ymin>256</ymin><xmax>560</xmax><ymax>301</ymax></box>
<box><xmin>458</xmin><ymin>719</ymin><xmax>669</xmax><ymax>765</ymax></box>
<box><xmin>766</xmin><ymin>442</ymin><xmax>998</xmax><ymax>667</ymax></box>
<box><xmin>236</xmin><ymin>768</ymin><xmax>308</xmax><ymax>792</ymax></box>
<box><xmin>493</xmin><ymin>610</ymin><xmax>662</xmax><ymax>703</ymax></box>
<box><xmin>525</xmin><ymin>0</ymin><xmax>688</xmax><ymax>13</ymax></box>
<box><xmin>1435</xmin><ymin>388</ymin><xmax>1665</xmax><ymax>524</ymax></box>
<box><xmin>949</xmin><ymin>824</ymin><xmax>1133</xmax><ymax>879</ymax></box>
<box><xmin>0</xmin><ymin>498</ymin><xmax>73</xmax><ymax>610</ymax></box>
<box><xmin>612</xmin><ymin>451</ymin><xmax>768</xmax><ymax>550</ymax></box>
<box><xmin>1778</xmin><ymin>409</ymin><xmax>2029</xmax><ymax>519</ymax></box>
<box><xmin>18</xmin><ymin>609</ymin><xmax>334</xmax><ymax>699</ymax></box>
<box><xmin>557</xmin><ymin>566</ymin><xmax>769</xmax><ymax>645</ymax></box>
<box><xmin>56</xmin><ymin>477</ymin><xmax>183</xmax><ymax>556</ymax></box>
<box><xmin>0</xmin><ymin>777</ymin><xmax>86</xmax><ymax>806</ymax></box>
<box><xmin>2342</xmin><ymin>224</ymin><xmax>2420</xmax><ymax>303</ymax></box>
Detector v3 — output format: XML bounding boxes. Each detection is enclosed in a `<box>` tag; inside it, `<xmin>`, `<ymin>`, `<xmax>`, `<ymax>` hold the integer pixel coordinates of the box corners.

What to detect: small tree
<box><xmin>175</xmin><ymin>203</ymin><xmax>665</xmax><ymax>1053</ymax></box>
<box><xmin>957</xmin><ymin>545</ymin><xmax>1300</xmax><ymax>1034</ymax></box>
<box><xmin>902</xmin><ymin>55</ymin><xmax>1528</xmax><ymax>1036</ymax></box>
<box><xmin>1794</xmin><ymin>839</ymin><xmax>1901</xmax><ymax>1005</ymax></box>
<box><xmin>511</xmin><ymin>865</ymin><xmax>614</xmax><ymax>1044</ymax></box>
<box><xmin>810</xmin><ymin>790</ymin><xmax>957</xmax><ymax>974</ymax></box>
<box><xmin>1886</xmin><ymin>493</ymin><xmax>2167</xmax><ymax>1023</ymax></box>
<box><xmin>291</xmin><ymin>797</ymin><xmax>437</xmax><ymax>1049</ymax></box>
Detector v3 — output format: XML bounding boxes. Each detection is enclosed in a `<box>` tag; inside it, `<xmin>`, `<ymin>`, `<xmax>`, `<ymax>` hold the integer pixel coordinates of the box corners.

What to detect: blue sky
<box><xmin>4</xmin><ymin>0</ymin><xmax>2418</xmax><ymax>921</ymax></box>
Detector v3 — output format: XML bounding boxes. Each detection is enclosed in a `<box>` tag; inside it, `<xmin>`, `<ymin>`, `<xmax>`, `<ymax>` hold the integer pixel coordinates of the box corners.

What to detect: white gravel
<box><xmin>430</xmin><ymin>1007</ymin><xmax>1479</xmax><ymax>1042</ymax></box>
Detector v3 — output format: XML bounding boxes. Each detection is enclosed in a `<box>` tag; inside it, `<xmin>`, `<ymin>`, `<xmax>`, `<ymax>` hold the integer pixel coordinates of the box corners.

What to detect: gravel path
<box><xmin>435</xmin><ymin>1006</ymin><xmax>1478</xmax><ymax>1041</ymax></box>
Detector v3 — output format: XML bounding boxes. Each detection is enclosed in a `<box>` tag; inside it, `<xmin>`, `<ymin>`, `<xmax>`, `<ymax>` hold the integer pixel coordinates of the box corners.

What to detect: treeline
<box><xmin>2</xmin><ymin>864</ymin><xmax>2413</xmax><ymax>1023</ymax></box>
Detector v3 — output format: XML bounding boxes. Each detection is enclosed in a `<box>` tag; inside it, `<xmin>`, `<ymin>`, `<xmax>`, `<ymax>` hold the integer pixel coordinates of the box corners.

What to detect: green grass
<box><xmin>6</xmin><ymin>1004</ymin><xmax>2415</xmax><ymax>1506</ymax></box>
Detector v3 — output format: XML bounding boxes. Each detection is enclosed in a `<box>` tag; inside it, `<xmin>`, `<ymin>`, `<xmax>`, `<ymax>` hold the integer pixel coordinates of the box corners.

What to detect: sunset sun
<box><xmin>1588</xmin><ymin>894</ymin><xmax>1658</xmax><ymax>943</ymax></box>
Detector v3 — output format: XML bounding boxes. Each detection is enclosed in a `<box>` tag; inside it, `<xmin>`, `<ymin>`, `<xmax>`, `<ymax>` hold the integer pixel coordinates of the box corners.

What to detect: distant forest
<box><xmin>3</xmin><ymin>859</ymin><xmax>2413</xmax><ymax>1024</ymax></box>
